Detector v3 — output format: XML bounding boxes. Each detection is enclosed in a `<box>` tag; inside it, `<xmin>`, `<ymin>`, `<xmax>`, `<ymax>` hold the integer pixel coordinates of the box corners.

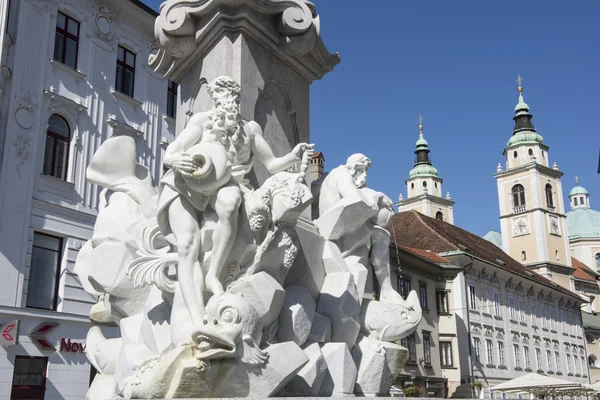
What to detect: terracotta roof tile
<box><xmin>398</xmin><ymin>245</ymin><xmax>452</xmax><ymax>265</ymax></box>
<box><xmin>389</xmin><ymin>210</ymin><xmax>579</xmax><ymax>299</ymax></box>
<box><xmin>572</xmin><ymin>256</ymin><xmax>599</xmax><ymax>282</ymax></box>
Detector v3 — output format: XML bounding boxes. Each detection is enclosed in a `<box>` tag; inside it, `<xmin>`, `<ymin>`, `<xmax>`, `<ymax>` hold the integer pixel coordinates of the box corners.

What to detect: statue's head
<box><xmin>205</xmin><ymin>76</ymin><xmax>242</xmax><ymax>139</ymax></box>
<box><xmin>345</xmin><ymin>153</ymin><xmax>371</xmax><ymax>189</ymax></box>
<box><xmin>194</xmin><ymin>292</ymin><xmax>268</xmax><ymax>365</ymax></box>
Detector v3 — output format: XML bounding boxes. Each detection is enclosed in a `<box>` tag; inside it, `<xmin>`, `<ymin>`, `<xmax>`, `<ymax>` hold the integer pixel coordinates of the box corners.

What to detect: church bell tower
<box><xmin>494</xmin><ymin>76</ymin><xmax>571</xmax><ymax>278</ymax></box>
<box><xmin>397</xmin><ymin>117</ymin><xmax>455</xmax><ymax>224</ymax></box>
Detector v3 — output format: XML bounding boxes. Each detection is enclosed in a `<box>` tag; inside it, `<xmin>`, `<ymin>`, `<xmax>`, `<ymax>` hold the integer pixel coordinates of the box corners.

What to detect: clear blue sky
<box><xmin>146</xmin><ymin>1</ymin><xmax>599</xmax><ymax>237</ymax></box>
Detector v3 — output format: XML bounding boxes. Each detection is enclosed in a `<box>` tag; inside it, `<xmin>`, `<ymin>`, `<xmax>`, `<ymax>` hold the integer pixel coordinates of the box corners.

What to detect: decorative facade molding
<box><xmin>92</xmin><ymin>6</ymin><xmax>116</xmax><ymax>44</ymax></box>
<box><xmin>107</xmin><ymin>117</ymin><xmax>144</xmax><ymax>137</ymax></box>
<box><xmin>527</xmin><ymin>286</ymin><xmax>535</xmax><ymax>297</ymax></box>
<box><xmin>12</xmin><ymin>132</ymin><xmax>31</xmax><ymax>176</ymax></box>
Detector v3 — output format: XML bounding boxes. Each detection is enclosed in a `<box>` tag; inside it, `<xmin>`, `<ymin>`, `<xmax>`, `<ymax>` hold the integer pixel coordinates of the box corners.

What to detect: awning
<box><xmin>489</xmin><ymin>372</ymin><xmax>591</xmax><ymax>396</ymax></box>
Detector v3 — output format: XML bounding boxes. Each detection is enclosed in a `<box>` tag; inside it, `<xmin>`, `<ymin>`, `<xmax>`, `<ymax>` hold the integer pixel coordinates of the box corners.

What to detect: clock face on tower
<box><xmin>512</xmin><ymin>216</ymin><xmax>530</xmax><ymax>237</ymax></box>
<box><xmin>549</xmin><ymin>215</ymin><xmax>560</xmax><ymax>235</ymax></box>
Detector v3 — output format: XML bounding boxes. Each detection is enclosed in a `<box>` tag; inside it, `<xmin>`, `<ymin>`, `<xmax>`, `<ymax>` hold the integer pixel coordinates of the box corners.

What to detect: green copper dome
<box><xmin>507</xmin><ymin>92</ymin><xmax>544</xmax><ymax>147</ymax></box>
<box><xmin>409</xmin><ymin>163</ymin><xmax>438</xmax><ymax>178</ymax></box>
<box><xmin>569</xmin><ymin>185</ymin><xmax>589</xmax><ymax>197</ymax></box>
<box><xmin>567</xmin><ymin>208</ymin><xmax>600</xmax><ymax>240</ymax></box>
<box><xmin>416</xmin><ymin>132</ymin><xmax>428</xmax><ymax>148</ymax></box>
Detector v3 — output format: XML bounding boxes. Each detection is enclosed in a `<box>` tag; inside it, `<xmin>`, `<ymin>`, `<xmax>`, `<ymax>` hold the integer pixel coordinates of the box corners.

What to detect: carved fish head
<box><xmin>194</xmin><ymin>292</ymin><xmax>267</xmax><ymax>365</ymax></box>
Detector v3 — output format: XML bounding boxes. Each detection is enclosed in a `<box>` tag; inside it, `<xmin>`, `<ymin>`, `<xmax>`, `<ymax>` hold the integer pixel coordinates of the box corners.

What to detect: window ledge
<box><xmin>519</xmin><ymin>321</ymin><xmax>528</xmax><ymax>326</ymax></box>
<box><xmin>163</xmin><ymin>115</ymin><xmax>176</xmax><ymax>125</ymax></box>
<box><xmin>567</xmin><ymin>373</ymin><xmax>574</xmax><ymax>376</ymax></box>
<box><xmin>442</xmin><ymin>366</ymin><xmax>457</xmax><ymax>369</ymax></box>
<box><xmin>111</xmin><ymin>89</ymin><xmax>143</xmax><ymax>107</ymax></box>
<box><xmin>437</xmin><ymin>312</ymin><xmax>452</xmax><ymax>316</ymax></box>
<box><xmin>107</xmin><ymin>117</ymin><xmax>144</xmax><ymax>137</ymax></box>
<box><xmin>550</xmin><ymin>329</ymin><xmax>557</xmax><ymax>333</ymax></box>
<box><xmin>537</xmin><ymin>369</ymin><xmax>544</xmax><ymax>373</ymax></box>
<box><xmin>556</xmin><ymin>372</ymin><xmax>563</xmax><ymax>375</ymax></box>
<box><xmin>514</xmin><ymin>367</ymin><xmax>523</xmax><ymax>371</ymax></box>
<box><xmin>485</xmin><ymin>364</ymin><xmax>495</xmax><ymax>368</ymax></box>
<box><xmin>494</xmin><ymin>315</ymin><xmax>503</xmax><ymax>320</ymax></box>
<box><xmin>524</xmin><ymin>368</ymin><xmax>532</xmax><ymax>372</ymax></box>
<box><xmin>575</xmin><ymin>374</ymin><xmax>581</xmax><ymax>377</ymax></box>
<box><xmin>49</xmin><ymin>59</ymin><xmax>86</xmax><ymax>80</ymax></box>
<box><xmin>510</xmin><ymin>319</ymin><xmax>519</xmax><ymax>324</ymax></box>
<box><xmin>542</xmin><ymin>327</ymin><xmax>549</xmax><ymax>332</ymax></box>
<box><xmin>40</xmin><ymin>174</ymin><xmax>75</xmax><ymax>189</ymax></box>
<box><xmin>482</xmin><ymin>312</ymin><xmax>492</xmax><ymax>317</ymax></box>
<box><xmin>498</xmin><ymin>365</ymin><xmax>507</xmax><ymax>370</ymax></box>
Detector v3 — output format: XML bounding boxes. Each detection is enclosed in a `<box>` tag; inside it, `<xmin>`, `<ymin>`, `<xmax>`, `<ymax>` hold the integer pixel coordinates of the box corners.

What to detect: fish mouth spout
<box><xmin>193</xmin><ymin>330</ymin><xmax>236</xmax><ymax>360</ymax></box>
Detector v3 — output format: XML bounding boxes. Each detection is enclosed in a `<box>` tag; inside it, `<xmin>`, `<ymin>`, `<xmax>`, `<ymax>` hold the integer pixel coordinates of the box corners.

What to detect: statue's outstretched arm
<box><xmin>249</xmin><ymin>121</ymin><xmax>313</xmax><ymax>175</ymax></box>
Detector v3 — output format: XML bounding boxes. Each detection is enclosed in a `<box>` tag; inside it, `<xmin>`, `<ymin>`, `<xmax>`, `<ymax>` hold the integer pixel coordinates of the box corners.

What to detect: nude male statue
<box><xmin>319</xmin><ymin>153</ymin><xmax>404</xmax><ymax>305</ymax></box>
<box><xmin>157</xmin><ymin>76</ymin><xmax>313</xmax><ymax>336</ymax></box>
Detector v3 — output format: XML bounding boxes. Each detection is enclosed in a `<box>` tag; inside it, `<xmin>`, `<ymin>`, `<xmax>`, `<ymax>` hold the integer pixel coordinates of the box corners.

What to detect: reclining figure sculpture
<box><xmin>75</xmin><ymin>77</ymin><xmax>421</xmax><ymax>399</ymax></box>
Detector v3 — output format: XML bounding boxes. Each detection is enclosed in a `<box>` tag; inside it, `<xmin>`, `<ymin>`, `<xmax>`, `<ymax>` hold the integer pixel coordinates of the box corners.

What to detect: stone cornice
<box><xmin>396</xmin><ymin>193</ymin><xmax>455</xmax><ymax>208</ymax></box>
<box><xmin>149</xmin><ymin>1</ymin><xmax>339</xmax><ymax>82</ymax></box>
<box><xmin>494</xmin><ymin>161</ymin><xmax>564</xmax><ymax>179</ymax></box>
<box><xmin>107</xmin><ymin>117</ymin><xmax>144</xmax><ymax>137</ymax></box>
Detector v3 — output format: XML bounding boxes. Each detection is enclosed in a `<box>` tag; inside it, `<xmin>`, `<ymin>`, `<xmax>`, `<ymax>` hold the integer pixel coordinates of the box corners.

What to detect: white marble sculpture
<box><xmin>315</xmin><ymin>153</ymin><xmax>422</xmax><ymax>395</ymax></box>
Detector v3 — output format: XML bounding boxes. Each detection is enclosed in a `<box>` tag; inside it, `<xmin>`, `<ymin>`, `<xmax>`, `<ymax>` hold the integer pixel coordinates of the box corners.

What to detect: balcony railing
<box><xmin>513</xmin><ymin>205</ymin><xmax>527</xmax><ymax>214</ymax></box>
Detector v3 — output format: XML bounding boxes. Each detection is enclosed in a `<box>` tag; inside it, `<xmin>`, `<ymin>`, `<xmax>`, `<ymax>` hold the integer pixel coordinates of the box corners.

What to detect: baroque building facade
<box><xmin>0</xmin><ymin>0</ymin><xmax>174</xmax><ymax>398</ymax></box>
<box><xmin>391</xmin><ymin>210</ymin><xmax>589</xmax><ymax>398</ymax></box>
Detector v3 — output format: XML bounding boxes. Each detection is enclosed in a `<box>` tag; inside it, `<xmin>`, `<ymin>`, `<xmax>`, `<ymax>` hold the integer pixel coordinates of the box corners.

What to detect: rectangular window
<box><xmin>53</xmin><ymin>11</ymin><xmax>79</xmax><ymax>69</ymax></box>
<box><xmin>167</xmin><ymin>80</ymin><xmax>178</xmax><ymax>118</ymax></box>
<box><xmin>116</xmin><ymin>45</ymin><xmax>136</xmax><ymax>97</ymax></box>
<box><xmin>555</xmin><ymin>352</ymin><xmax>561</xmax><ymax>372</ymax></box>
<box><xmin>11</xmin><ymin>356</ymin><xmax>48</xmax><ymax>400</ymax></box>
<box><xmin>547</xmin><ymin>350</ymin><xmax>553</xmax><ymax>371</ymax></box>
<box><xmin>423</xmin><ymin>333</ymin><xmax>431</xmax><ymax>365</ymax></box>
<box><xmin>493</xmin><ymin>292</ymin><xmax>501</xmax><ymax>316</ymax></box>
<box><xmin>549</xmin><ymin>308</ymin><xmax>555</xmax><ymax>329</ymax></box>
<box><xmin>440</xmin><ymin>341</ymin><xmax>453</xmax><ymax>367</ymax></box>
<box><xmin>566</xmin><ymin>354</ymin><xmax>572</xmax><ymax>374</ymax></box>
<box><xmin>513</xmin><ymin>344</ymin><xmax>521</xmax><ymax>368</ymax></box>
<box><xmin>508</xmin><ymin>296</ymin><xmax>516</xmax><ymax>319</ymax></box>
<box><xmin>486</xmin><ymin>340</ymin><xmax>493</xmax><ymax>364</ymax></box>
<box><xmin>473</xmin><ymin>338</ymin><xmax>481</xmax><ymax>363</ymax></box>
<box><xmin>401</xmin><ymin>334</ymin><xmax>417</xmax><ymax>363</ymax></box>
<box><xmin>498</xmin><ymin>341</ymin><xmax>505</xmax><ymax>366</ymax></box>
<box><xmin>561</xmin><ymin>310</ymin><xmax>567</xmax><ymax>331</ymax></box>
<box><xmin>540</xmin><ymin>306</ymin><xmax>547</xmax><ymax>328</ymax></box>
<box><xmin>469</xmin><ymin>284</ymin><xmax>477</xmax><ymax>310</ymax></box>
<box><xmin>575</xmin><ymin>355</ymin><xmax>580</xmax><ymax>375</ymax></box>
<box><xmin>530</xmin><ymin>302</ymin><xmax>537</xmax><ymax>325</ymax></box>
<box><xmin>397</xmin><ymin>277</ymin><xmax>411</xmax><ymax>300</ymax></box>
<box><xmin>535</xmin><ymin>348</ymin><xmax>542</xmax><ymax>370</ymax></box>
<box><xmin>26</xmin><ymin>233</ymin><xmax>62</xmax><ymax>310</ymax></box>
<box><xmin>419</xmin><ymin>284</ymin><xmax>428</xmax><ymax>309</ymax></box>
<box><xmin>519</xmin><ymin>300</ymin><xmax>526</xmax><ymax>322</ymax></box>
<box><xmin>436</xmin><ymin>291</ymin><xmax>449</xmax><ymax>314</ymax></box>
<box><xmin>523</xmin><ymin>346</ymin><xmax>530</xmax><ymax>369</ymax></box>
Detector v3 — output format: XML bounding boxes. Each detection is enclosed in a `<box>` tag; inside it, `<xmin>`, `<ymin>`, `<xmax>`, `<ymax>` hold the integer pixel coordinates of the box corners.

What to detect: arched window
<box><xmin>513</xmin><ymin>151</ymin><xmax>518</xmax><ymax>159</ymax></box>
<box><xmin>411</xmin><ymin>183</ymin><xmax>414</xmax><ymax>189</ymax></box>
<box><xmin>596</xmin><ymin>253</ymin><xmax>600</xmax><ymax>272</ymax></box>
<box><xmin>528</xmin><ymin>148</ymin><xmax>534</xmax><ymax>156</ymax></box>
<box><xmin>521</xmin><ymin>251</ymin><xmax>526</xmax><ymax>261</ymax></box>
<box><xmin>545</xmin><ymin>184</ymin><xmax>554</xmax><ymax>208</ymax></box>
<box><xmin>435</xmin><ymin>211</ymin><xmax>443</xmax><ymax>221</ymax></box>
<box><xmin>43</xmin><ymin>115</ymin><xmax>70</xmax><ymax>180</ymax></box>
<box><xmin>574</xmin><ymin>198</ymin><xmax>579</xmax><ymax>206</ymax></box>
<box><xmin>423</xmin><ymin>181</ymin><xmax>427</xmax><ymax>188</ymax></box>
<box><xmin>512</xmin><ymin>185</ymin><xmax>526</xmax><ymax>208</ymax></box>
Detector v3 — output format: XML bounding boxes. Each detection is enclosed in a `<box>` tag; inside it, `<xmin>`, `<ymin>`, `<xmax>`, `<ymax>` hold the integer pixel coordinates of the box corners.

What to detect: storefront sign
<box><xmin>60</xmin><ymin>338</ymin><xmax>86</xmax><ymax>353</ymax></box>
<box><xmin>28</xmin><ymin>322</ymin><xmax>59</xmax><ymax>351</ymax></box>
<box><xmin>0</xmin><ymin>320</ymin><xmax>19</xmax><ymax>346</ymax></box>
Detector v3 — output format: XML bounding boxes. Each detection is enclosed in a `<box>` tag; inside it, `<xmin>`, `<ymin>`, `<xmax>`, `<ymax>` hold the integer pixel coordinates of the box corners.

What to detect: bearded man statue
<box><xmin>157</xmin><ymin>76</ymin><xmax>313</xmax><ymax>342</ymax></box>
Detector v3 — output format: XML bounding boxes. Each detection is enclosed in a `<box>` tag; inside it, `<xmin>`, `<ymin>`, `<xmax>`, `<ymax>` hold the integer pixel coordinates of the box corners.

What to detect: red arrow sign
<box><xmin>2</xmin><ymin>324</ymin><xmax>15</xmax><ymax>341</ymax></box>
<box><xmin>0</xmin><ymin>320</ymin><xmax>19</xmax><ymax>346</ymax></box>
<box><xmin>29</xmin><ymin>322</ymin><xmax>58</xmax><ymax>351</ymax></box>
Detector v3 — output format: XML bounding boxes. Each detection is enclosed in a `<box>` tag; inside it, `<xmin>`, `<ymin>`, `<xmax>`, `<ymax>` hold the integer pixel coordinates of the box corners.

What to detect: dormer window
<box><xmin>545</xmin><ymin>184</ymin><xmax>554</xmax><ymax>208</ymax></box>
